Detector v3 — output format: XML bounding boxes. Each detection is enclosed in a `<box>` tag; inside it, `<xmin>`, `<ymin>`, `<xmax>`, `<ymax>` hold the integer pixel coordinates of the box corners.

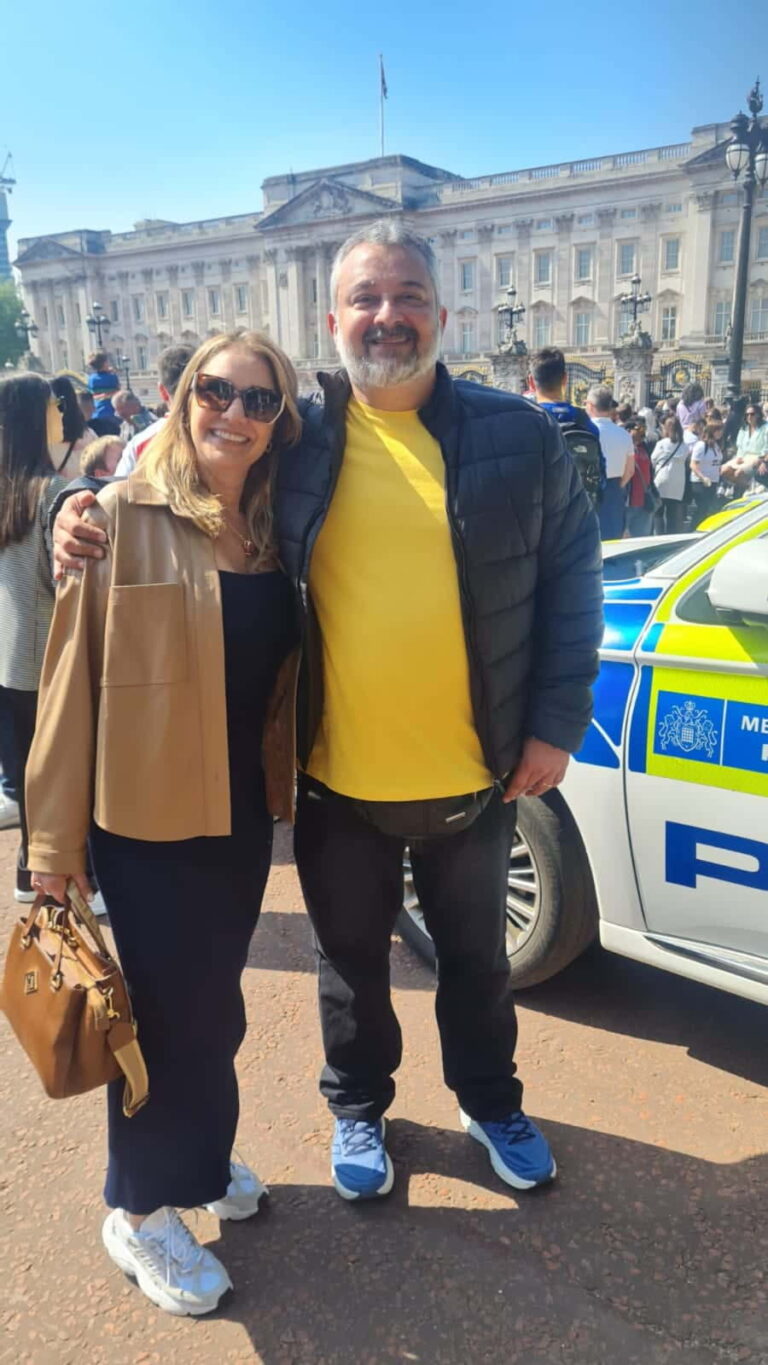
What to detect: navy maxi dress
<box><xmin>91</xmin><ymin>570</ymin><xmax>297</xmax><ymax>1214</ymax></box>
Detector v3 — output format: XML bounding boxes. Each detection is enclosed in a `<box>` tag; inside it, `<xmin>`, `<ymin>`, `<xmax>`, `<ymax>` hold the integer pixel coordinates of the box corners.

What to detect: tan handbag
<box><xmin>0</xmin><ymin>881</ymin><xmax>148</xmax><ymax>1117</ymax></box>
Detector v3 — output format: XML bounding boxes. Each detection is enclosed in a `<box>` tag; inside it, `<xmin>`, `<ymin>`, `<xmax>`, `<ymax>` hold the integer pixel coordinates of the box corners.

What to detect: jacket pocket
<box><xmin>103</xmin><ymin>583</ymin><xmax>188</xmax><ymax>687</ymax></box>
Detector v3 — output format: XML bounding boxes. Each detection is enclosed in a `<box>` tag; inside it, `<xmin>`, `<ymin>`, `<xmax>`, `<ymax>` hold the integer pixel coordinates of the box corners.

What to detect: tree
<box><xmin>0</xmin><ymin>281</ymin><xmax>26</xmax><ymax>367</ymax></box>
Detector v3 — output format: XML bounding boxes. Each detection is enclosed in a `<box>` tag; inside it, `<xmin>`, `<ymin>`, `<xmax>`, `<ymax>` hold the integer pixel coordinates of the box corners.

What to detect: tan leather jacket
<box><xmin>26</xmin><ymin>470</ymin><xmax>297</xmax><ymax>876</ymax></box>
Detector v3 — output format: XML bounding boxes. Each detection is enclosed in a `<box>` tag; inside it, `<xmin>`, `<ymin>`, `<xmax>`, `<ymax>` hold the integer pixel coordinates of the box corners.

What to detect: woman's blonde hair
<box><xmin>143</xmin><ymin>331</ymin><xmax>301</xmax><ymax>569</ymax></box>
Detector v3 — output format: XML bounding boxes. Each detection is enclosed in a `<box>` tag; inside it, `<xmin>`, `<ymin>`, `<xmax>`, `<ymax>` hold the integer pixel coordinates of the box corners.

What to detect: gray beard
<box><xmin>334</xmin><ymin>329</ymin><xmax>442</xmax><ymax>390</ymax></box>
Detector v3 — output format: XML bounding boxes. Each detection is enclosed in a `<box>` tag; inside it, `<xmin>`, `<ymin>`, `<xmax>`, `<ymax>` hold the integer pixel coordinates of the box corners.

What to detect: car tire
<box><xmin>396</xmin><ymin>791</ymin><xmax>598</xmax><ymax>989</ymax></box>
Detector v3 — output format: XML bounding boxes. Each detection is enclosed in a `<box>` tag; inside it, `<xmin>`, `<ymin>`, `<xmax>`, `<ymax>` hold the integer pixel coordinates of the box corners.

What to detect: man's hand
<box><xmin>503</xmin><ymin>737</ymin><xmax>570</xmax><ymax>802</ymax></box>
<box><xmin>30</xmin><ymin>872</ymin><xmax>93</xmax><ymax>904</ymax></box>
<box><xmin>52</xmin><ymin>491</ymin><xmax>106</xmax><ymax>580</ymax></box>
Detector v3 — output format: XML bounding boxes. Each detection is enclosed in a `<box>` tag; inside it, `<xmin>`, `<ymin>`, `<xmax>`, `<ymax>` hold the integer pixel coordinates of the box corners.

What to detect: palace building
<box><xmin>13</xmin><ymin>120</ymin><xmax>768</xmax><ymax>401</ymax></box>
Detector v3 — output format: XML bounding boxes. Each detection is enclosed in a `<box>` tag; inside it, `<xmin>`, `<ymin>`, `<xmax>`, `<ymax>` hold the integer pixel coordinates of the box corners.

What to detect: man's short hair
<box><xmin>330</xmin><ymin>219</ymin><xmax>441</xmax><ymax>310</ymax></box>
<box><xmin>531</xmin><ymin>348</ymin><xmax>566</xmax><ymax>391</ymax></box>
<box><xmin>79</xmin><ymin>434</ymin><xmax>123</xmax><ymax>478</ymax></box>
<box><xmin>587</xmin><ymin>385</ymin><xmax>615</xmax><ymax>413</ymax></box>
<box><xmin>158</xmin><ymin>344</ymin><xmax>196</xmax><ymax>396</ymax></box>
<box><xmin>616</xmin><ymin>403</ymin><xmax>634</xmax><ymax>424</ymax></box>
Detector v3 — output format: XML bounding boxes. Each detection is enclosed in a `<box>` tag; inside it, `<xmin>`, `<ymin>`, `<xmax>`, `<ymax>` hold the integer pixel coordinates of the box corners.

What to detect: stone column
<box><xmin>611</xmin><ymin>339</ymin><xmax>654</xmax><ymax>409</ymax></box>
<box><xmin>192</xmin><ymin>260</ymin><xmax>207</xmax><ymax>335</ymax></box>
<box><xmin>554</xmin><ymin>213</ymin><xmax>574</xmax><ymax>347</ymax></box>
<box><xmin>220</xmin><ymin>258</ymin><xmax>234</xmax><ymax>330</ymax></box>
<box><xmin>45</xmin><ymin>279</ymin><xmax>61</xmax><ymax>369</ymax></box>
<box><xmin>476</xmin><ymin>224</ymin><xmax>495</xmax><ymax>352</ymax></box>
<box><xmin>116</xmin><ymin>270</ymin><xmax>131</xmax><ymax>356</ymax></box>
<box><xmin>245</xmin><ymin>255</ymin><xmax>262</xmax><ymax>329</ymax></box>
<box><xmin>285</xmin><ymin>247</ymin><xmax>305</xmax><ymax>361</ymax></box>
<box><xmin>142</xmin><ymin>268</ymin><xmax>157</xmax><ymax>367</ymax></box>
<box><xmin>438</xmin><ymin>230</ymin><xmax>457</xmax><ymax>353</ymax></box>
<box><xmin>684</xmin><ymin>192</ymin><xmax>715</xmax><ymax>343</ymax></box>
<box><xmin>315</xmin><ymin>242</ymin><xmax>333</xmax><ymax>359</ymax></box>
<box><xmin>263</xmin><ymin>249</ymin><xmax>280</xmax><ymax>344</ymax></box>
<box><xmin>489</xmin><ymin>348</ymin><xmax>528</xmax><ymax>394</ymax></box>
<box><xmin>595</xmin><ymin>207</ymin><xmax>617</xmax><ymax>346</ymax></box>
<box><xmin>514</xmin><ymin>219</ymin><xmax>533</xmax><ymax>343</ymax></box>
<box><xmin>167</xmin><ymin>265</ymin><xmax>181</xmax><ymax>339</ymax></box>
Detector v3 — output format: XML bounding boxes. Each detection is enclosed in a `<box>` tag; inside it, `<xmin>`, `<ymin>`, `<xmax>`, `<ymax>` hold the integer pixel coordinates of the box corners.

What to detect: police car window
<box><xmin>676</xmin><ymin>529</ymin><xmax>768</xmax><ymax>625</ymax></box>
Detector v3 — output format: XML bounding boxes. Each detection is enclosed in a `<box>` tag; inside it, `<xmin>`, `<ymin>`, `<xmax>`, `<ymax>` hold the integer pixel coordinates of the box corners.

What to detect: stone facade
<box><xmin>13</xmin><ymin>126</ymin><xmax>768</xmax><ymax>402</ymax></box>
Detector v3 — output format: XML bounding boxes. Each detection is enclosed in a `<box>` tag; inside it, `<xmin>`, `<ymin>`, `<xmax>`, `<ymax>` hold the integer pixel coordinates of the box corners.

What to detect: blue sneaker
<box><xmin>331</xmin><ymin>1118</ymin><xmax>394</xmax><ymax>1200</ymax></box>
<box><xmin>460</xmin><ymin>1109</ymin><xmax>556</xmax><ymax>1189</ymax></box>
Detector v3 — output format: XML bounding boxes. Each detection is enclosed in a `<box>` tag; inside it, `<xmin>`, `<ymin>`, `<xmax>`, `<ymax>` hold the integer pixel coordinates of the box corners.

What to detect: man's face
<box><xmin>329</xmin><ymin>243</ymin><xmax>446</xmax><ymax>390</ymax></box>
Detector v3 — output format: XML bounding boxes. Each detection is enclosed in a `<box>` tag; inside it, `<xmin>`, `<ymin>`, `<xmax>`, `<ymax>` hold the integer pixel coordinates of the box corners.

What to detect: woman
<box><xmin>0</xmin><ymin>374</ymin><xmax>67</xmax><ymax>902</ymax></box>
<box><xmin>651</xmin><ymin>415</ymin><xmax>688</xmax><ymax>534</ymax></box>
<box><xmin>625</xmin><ymin>419</ymin><xmax>656</xmax><ymax>537</ymax></box>
<box><xmin>26</xmin><ymin>332</ymin><xmax>301</xmax><ymax>1316</ymax></box>
<box><xmin>690</xmin><ymin>419</ymin><xmax>724</xmax><ymax>527</ymax></box>
<box><xmin>721</xmin><ymin>403</ymin><xmax>768</xmax><ymax>491</ymax></box>
<box><xmin>50</xmin><ymin>375</ymin><xmax>98</xmax><ymax>479</ymax></box>
<box><xmin>676</xmin><ymin>381</ymin><xmax>706</xmax><ymax>431</ymax></box>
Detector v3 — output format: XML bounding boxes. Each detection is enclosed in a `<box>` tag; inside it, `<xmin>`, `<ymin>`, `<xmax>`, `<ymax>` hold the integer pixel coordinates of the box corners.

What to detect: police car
<box><xmin>399</xmin><ymin>495</ymin><xmax>768</xmax><ymax>1007</ymax></box>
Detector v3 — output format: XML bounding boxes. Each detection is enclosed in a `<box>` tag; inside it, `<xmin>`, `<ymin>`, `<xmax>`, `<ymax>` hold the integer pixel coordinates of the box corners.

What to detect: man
<box><xmin>586</xmin><ymin>385</ymin><xmax>635</xmax><ymax>540</ymax></box>
<box><xmin>529</xmin><ymin>347</ymin><xmax>604</xmax><ymax>505</ymax></box>
<box><xmin>53</xmin><ymin>222</ymin><xmax>603</xmax><ymax>1200</ymax></box>
<box><xmin>115</xmin><ymin>343</ymin><xmax>195</xmax><ymax>474</ymax></box>
<box><xmin>112</xmin><ymin>390</ymin><xmax>154</xmax><ymax>444</ymax></box>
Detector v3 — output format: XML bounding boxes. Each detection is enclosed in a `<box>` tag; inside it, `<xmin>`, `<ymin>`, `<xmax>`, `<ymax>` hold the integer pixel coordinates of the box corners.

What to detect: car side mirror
<box><xmin>707</xmin><ymin>540</ymin><xmax>768</xmax><ymax>626</ymax></box>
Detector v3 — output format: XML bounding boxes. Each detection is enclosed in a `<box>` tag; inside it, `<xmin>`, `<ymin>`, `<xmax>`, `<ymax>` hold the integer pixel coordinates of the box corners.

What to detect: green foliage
<box><xmin>0</xmin><ymin>281</ymin><xmax>27</xmax><ymax>367</ymax></box>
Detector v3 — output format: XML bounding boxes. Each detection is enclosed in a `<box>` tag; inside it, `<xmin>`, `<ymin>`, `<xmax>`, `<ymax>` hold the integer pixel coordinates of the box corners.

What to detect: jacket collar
<box><xmin>316</xmin><ymin>362</ymin><xmax>455</xmax><ymax>437</ymax></box>
<box><xmin>126</xmin><ymin>468</ymin><xmax>172</xmax><ymax>506</ymax></box>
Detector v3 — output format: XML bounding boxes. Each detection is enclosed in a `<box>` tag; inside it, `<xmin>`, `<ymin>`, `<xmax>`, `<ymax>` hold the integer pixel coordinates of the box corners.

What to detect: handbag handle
<box><xmin>20</xmin><ymin>885</ymin><xmax>112</xmax><ymax>959</ymax></box>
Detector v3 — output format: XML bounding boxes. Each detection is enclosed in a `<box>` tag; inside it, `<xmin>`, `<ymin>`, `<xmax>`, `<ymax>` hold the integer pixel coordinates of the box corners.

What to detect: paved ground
<box><xmin>1</xmin><ymin>821</ymin><xmax>767</xmax><ymax>1365</ymax></box>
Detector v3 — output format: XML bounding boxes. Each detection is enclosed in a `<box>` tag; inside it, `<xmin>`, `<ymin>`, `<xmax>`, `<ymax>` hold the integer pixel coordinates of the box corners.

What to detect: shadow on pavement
<box><xmin>211</xmin><ymin>1117</ymin><xmax>767</xmax><ymax>1364</ymax></box>
<box><xmin>246</xmin><ymin>909</ymin><xmax>436</xmax><ymax>992</ymax></box>
<box><xmin>519</xmin><ymin>942</ymin><xmax>768</xmax><ymax>1088</ymax></box>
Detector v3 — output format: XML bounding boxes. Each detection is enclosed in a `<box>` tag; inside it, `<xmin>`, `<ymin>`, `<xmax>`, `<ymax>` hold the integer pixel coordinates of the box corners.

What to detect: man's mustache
<box><xmin>363</xmin><ymin>326</ymin><xmax>418</xmax><ymax>346</ymax></box>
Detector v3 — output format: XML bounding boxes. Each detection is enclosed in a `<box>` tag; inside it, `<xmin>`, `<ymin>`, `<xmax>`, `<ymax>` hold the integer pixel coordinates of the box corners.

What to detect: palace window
<box><xmin>575</xmin><ymin>246</ymin><xmax>592</xmax><ymax>281</ymax></box>
<box><xmin>496</xmin><ymin>256</ymin><xmax>513</xmax><ymax>288</ymax></box>
<box><xmin>620</xmin><ymin>207</ymin><xmax>637</xmax><ymax>219</ymax></box>
<box><xmin>574</xmin><ymin>311</ymin><xmax>591</xmax><ymax>346</ymax></box>
<box><xmin>534</xmin><ymin>251</ymin><xmax>552</xmax><ymax>285</ymax></box>
<box><xmin>182</xmin><ymin>290</ymin><xmax>194</xmax><ymax>318</ymax></box>
<box><xmin>577</xmin><ymin>213</ymin><xmax>594</xmax><ymax>226</ymax></box>
<box><xmin>618</xmin><ymin>242</ymin><xmax>635</xmax><ymax>277</ymax></box>
<box><xmin>719</xmin><ymin>230</ymin><xmax>735</xmax><ymax>264</ymax></box>
<box><xmin>535</xmin><ymin>218</ymin><xmax>552</xmax><ymax>230</ymax></box>
<box><xmin>208</xmin><ymin>288</ymin><xmax>221</xmax><ymax>316</ymax></box>
<box><xmin>137</xmin><ymin>345</ymin><xmax>148</xmax><ymax>369</ymax></box>
<box><xmin>235</xmin><ymin>284</ymin><xmax>248</xmax><ymax>313</ymax></box>
<box><xmin>110</xmin><ymin>299</ymin><xmax>119</xmax><ymax>322</ymax></box>
<box><xmin>661</xmin><ymin>305</ymin><xmax>677</xmax><ymax>341</ymax></box>
<box><xmin>459</xmin><ymin>261</ymin><xmax>475</xmax><ymax>292</ymax></box>
<box><xmin>663</xmin><ymin>238</ymin><xmax>680</xmax><ymax>271</ymax></box>
<box><xmin>712</xmin><ymin>301</ymin><xmax>730</xmax><ymax>336</ymax></box>
<box><xmin>749</xmin><ymin>296</ymin><xmax>768</xmax><ymax>335</ymax></box>
<box><xmin>132</xmin><ymin>296</ymin><xmax>144</xmax><ymax>322</ymax></box>
<box><xmin>459</xmin><ymin>319</ymin><xmax>475</xmax><ymax>354</ymax></box>
<box><xmin>756</xmin><ymin>226</ymin><xmax>768</xmax><ymax>260</ymax></box>
<box><xmin>533</xmin><ymin>312</ymin><xmax>551</xmax><ymax>347</ymax></box>
<box><xmin>156</xmin><ymin>293</ymin><xmax>168</xmax><ymax>319</ymax></box>
<box><xmin>57</xmin><ymin>303</ymin><xmax>65</xmax><ymax>327</ymax></box>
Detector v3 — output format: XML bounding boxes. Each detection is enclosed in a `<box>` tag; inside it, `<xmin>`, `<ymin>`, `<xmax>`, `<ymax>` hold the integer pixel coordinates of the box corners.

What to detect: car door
<box><xmin>624</xmin><ymin>513</ymin><xmax>768</xmax><ymax>962</ymax></box>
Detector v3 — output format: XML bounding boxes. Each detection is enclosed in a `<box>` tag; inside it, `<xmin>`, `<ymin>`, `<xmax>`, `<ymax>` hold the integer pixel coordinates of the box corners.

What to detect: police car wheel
<box><xmin>396</xmin><ymin>792</ymin><xmax>598</xmax><ymax>988</ymax></box>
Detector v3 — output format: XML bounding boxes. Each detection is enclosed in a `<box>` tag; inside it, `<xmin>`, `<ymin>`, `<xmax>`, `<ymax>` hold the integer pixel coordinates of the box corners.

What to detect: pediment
<box><xmin>14</xmin><ymin>238</ymin><xmax>82</xmax><ymax>266</ymax></box>
<box><xmin>258</xmin><ymin>178</ymin><xmax>400</xmax><ymax>231</ymax></box>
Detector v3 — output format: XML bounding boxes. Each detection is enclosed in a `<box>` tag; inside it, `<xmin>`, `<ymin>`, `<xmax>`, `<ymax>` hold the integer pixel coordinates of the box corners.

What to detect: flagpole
<box><xmin>379</xmin><ymin>54</ymin><xmax>385</xmax><ymax>157</ymax></box>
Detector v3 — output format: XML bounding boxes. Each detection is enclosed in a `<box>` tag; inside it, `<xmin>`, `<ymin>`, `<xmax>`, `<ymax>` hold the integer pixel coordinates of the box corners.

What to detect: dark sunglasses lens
<box><xmin>244</xmin><ymin>388</ymin><xmax>282</xmax><ymax>421</ymax></box>
<box><xmin>195</xmin><ymin>375</ymin><xmax>233</xmax><ymax>409</ymax></box>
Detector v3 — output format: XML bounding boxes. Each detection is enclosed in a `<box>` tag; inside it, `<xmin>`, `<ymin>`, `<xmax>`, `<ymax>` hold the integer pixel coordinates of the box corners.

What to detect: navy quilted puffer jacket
<box><xmin>276</xmin><ymin>364</ymin><xmax>604</xmax><ymax>780</ymax></box>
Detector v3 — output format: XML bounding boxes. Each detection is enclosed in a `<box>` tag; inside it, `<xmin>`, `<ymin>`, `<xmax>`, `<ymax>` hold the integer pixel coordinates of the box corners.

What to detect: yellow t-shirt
<box><xmin>306</xmin><ymin>399</ymin><xmax>493</xmax><ymax>800</ymax></box>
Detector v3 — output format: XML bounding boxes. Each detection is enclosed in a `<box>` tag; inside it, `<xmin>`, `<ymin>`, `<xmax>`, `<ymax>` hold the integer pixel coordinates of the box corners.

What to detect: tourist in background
<box><xmin>50</xmin><ymin>375</ymin><xmax>98</xmax><ymax>479</ymax></box>
<box><xmin>87</xmin><ymin>352</ymin><xmax>121</xmax><ymax>436</ymax></box>
<box><xmin>116</xmin><ymin>343</ymin><xmax>196</xmax><ymax>475</ymax></box>
<box><xmin>721</xmin><ymin>402</ymin><xmax>768</xmax><ymax>491</ymax></box>
<box><xmin>0</xmin><ymin>373</ymin><xmax>67</xmax><ymax>902</ymax></box>
<box><xmin>586</xmin><ymin>385</ymin><xmax>634</xmax><ymax>539</ymax></box>
<box><xmin>651</xmin><ymin>415</ymin><xmax>688</xmax><ymax>533</ymax></box>
<box><xmin>625</xmin><ymin>419</ymin><xmax>656</xmax><ymax>537</ymax></box>
<box><xmin>689</xmin><ymin>419</ymin><xmax>724</xmax><ymax>526</ymax></box>
<box><xmin>676</xmin><ymin>382</ymin><xmax>706</xmax><ymax>430</ymax></box>
<box><xmin>79</xmin><ymin>435</ymin><xmax>125</xmax><ymax>479</ymax></box>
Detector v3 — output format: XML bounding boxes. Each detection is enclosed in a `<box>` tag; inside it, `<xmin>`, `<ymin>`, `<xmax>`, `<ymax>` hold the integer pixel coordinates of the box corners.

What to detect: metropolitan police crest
<box><xmin>657</xmin><ymin>698</ymin><xmax>719</xmax><ymax>758</ymax></box>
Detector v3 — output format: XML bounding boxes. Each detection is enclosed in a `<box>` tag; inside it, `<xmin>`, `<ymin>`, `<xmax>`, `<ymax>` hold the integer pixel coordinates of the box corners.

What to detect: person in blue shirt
<box><xmin>529</xmin><ymin>348</ymin><xmax>606</xmax><ymax>499</ymax></box>
<box><xmin>87</xmin><ymin>352</ymin><xmax>121</xmax><ymax>436</ymax></box>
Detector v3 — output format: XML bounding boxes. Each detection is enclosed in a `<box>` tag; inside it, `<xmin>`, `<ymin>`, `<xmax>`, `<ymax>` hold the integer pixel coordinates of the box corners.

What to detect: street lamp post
<box><xmin>725</xmin><ymin>78</ymin><xmax>768</xmax><ymax>398</ymax></box>
<box><xmin>119</xmin><ymin>354</ymin><xmax>131</xmax><ymax>389</ymax></box>
<box><xmin>617</xmin><ymin>274</ymin><xmax>652</xmax><ymax>338</ymax></box>
<box><xmin>496</xmin><ymin>285</ymin><xmax>527</xmax><ymax>354</ymax></box>
<box><xmin>14</xmin><ymin>307</ymin><xmax>39</xmax><ymax>353</ymax></box>
<box><xmin>86</xmin><ymin>302</ymin><xmax>110</xmax><ymax>349</ymax></box>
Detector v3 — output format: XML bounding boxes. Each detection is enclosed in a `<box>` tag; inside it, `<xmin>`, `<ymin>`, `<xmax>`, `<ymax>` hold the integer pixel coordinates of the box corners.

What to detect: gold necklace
<box><xmin>222</xmin><ymin>512</ymin><xmax>255</xmax><ymax>558</ymax></box>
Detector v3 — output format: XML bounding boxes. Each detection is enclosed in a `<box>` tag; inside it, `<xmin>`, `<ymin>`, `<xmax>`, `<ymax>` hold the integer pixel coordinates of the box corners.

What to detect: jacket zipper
<box><xmin>444</xmin><ymin>468</ymin><xmax>499</xmax><ymax>780</ymax></box>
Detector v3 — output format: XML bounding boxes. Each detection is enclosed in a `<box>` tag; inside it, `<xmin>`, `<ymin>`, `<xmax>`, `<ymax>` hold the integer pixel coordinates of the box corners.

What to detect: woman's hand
<box><xmin>30</xmin><ymin>872</ymin><xmax>93</xmax><ymax>904</ymax></box>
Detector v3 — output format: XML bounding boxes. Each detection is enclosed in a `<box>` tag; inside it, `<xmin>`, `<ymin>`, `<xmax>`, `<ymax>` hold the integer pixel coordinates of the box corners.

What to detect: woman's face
<box><xmin>46</xmin><ymin>392</ymin><xmax>64</xmax><ymax>447</ymax></box>
<box><xmin>188</xmin><ymin>345</ymin><xmax>280</xmax><ymax>487</ymax></box>
<box><xmin>746</xmin><ymin>407</ymin><xmax>758</xmax><ymax>427</ymax></box>
<box><xmin>663</xmin><ymin>417</ymin><xmax>677</xmax><ymax>439</ymax></box>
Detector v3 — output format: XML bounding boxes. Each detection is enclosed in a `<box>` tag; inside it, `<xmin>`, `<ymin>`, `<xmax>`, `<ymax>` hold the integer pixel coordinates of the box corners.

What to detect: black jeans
<box><xmin>294</xmin><ymin>775</ymin><xmax>523</xmax><ymax>1123</ymax></box>
<box><xmin>0</xmin><ymin>687</ymin><xmax>37</xmax><ymax>889</ymax></box>
<box><xmin>659</xmin><ymin>498</ymin><xmax>684</xmax><ymax>534</ymax></box>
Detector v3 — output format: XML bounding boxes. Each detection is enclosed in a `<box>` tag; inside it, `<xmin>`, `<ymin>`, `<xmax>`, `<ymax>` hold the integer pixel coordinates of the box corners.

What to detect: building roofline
<box><xmin>261</xmin><ymin>153</ymin><xmax>460</xmax><ymax>187</ymax></box>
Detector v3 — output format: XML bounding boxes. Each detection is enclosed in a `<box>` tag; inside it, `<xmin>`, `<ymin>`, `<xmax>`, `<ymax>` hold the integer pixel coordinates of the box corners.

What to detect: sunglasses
<box><xmin>192</xmin><ymin>372</ymin><xmax>286</xmax><ymax>424</ymax></box>
<box><xmin>49</xmin><ymin>395</ymin><xmax>66</xmax><ymax>414</ymax></box>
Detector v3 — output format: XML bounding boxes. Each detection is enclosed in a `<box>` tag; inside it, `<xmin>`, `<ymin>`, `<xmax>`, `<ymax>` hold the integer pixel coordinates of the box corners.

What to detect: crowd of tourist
<box><xmin>529</xmin><ymin>349</ymin><xmax>768</xmax><ymax>541</ymax></box>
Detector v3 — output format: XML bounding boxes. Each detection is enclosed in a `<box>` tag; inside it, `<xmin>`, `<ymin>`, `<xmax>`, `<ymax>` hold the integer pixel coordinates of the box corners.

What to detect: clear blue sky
<box><xmin>1</xmin><ymin>0</ymin><xmax>764</xmax><ymax>254</ymax></box>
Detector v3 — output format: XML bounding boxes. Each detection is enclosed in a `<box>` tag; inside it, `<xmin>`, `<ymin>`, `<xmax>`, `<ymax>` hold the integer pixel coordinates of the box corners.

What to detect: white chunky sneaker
<box><xmin>102</xmin><ymin>1206</ymin><xmax>232</xmax><ymax>1316</ymax></box>
<box><xmin>205</xmin><ymin>1160</ymin><xmax>268</xmax><ymax>1221</ymax></box>
<box><xmin>0</xmin><ymin>793</ymin><xmax>20</xmax><ymax>830</ymax></box>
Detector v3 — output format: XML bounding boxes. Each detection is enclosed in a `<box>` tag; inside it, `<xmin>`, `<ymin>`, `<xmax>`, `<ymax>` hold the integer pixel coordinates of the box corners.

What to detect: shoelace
<box><xmin>488</xmin><ymin>1113</ymin><xmax>537</xmax><ymax>1145</ymax></box>
<box><xmin>337</xmin><ymin>1120</ymin><xmax>382</xmax><ymax>1157</ymax></box>
<box><xmin>135</xmin><ymin>1208</ymin><xmax>204</xmax><ymax>1286</ymax></box>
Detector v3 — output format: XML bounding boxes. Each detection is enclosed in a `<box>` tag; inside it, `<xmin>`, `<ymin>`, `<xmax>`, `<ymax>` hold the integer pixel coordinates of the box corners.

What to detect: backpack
<box><xmin>558</xmin><ymin>421</ymin><xmax>604</xmax><ymax>506</ymax></box>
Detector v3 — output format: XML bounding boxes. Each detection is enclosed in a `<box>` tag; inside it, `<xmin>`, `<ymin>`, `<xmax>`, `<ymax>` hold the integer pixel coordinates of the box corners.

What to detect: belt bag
<box><xmin>352</xmin><ymin>785</ymin><xmax>498</xmax><ymax>840</ymax></box>
<box><xmin>0</xmin><ymin>881</ymin><xmax>148</xmax><ymax>1117</ymax></box>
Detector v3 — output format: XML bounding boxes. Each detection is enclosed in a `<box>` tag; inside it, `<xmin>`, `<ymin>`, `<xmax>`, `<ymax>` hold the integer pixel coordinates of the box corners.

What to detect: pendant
<box><xmin>243</xmin><ymin>539</ymin><xmax>255</xmax><ymax>557</ymax></box>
